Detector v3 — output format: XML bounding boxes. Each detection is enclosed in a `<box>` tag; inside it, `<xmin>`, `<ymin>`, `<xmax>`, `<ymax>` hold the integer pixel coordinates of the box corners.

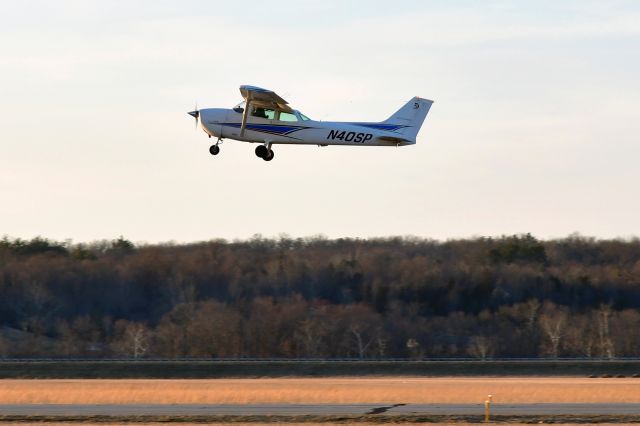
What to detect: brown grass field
<box><xmin>0</xmin><ymin>377</ymin><xmax>639</xmax><ymax>404</ymax></box>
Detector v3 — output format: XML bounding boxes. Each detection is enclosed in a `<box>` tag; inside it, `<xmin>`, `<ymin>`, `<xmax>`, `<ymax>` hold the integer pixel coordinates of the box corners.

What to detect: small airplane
<box><xmin>188</xmin><ymin>85</ymin><xmax>433</xmax><ymax>161</ymax></box>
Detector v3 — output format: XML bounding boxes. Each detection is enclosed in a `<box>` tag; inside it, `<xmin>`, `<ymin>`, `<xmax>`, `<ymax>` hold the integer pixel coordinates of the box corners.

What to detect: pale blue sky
<box><xmin>1</xmin><ymin>1</ymin><xmax>639</xmax><ymax>243</ymax></box>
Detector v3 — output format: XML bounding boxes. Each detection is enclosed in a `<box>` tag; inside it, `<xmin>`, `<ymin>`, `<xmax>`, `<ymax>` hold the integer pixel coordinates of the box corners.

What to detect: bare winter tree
<box><xmin>406</xmin><ymin>338</ymin><xmax>421</xmax><ymax>359</ymax></box>
<box><xmin>294</xmin><ymin>317</ymin><xmax>326</xmax><ymax>357</ymax></box>
<box><xmin>349</xmin><ymin>323</ymin><xmax>375</xmax><ymax>359</ymax></box>
<box><xmin>597</xmin><ymin>304</ymin><xmax>615</xmax><ymax>359</ymax></box>
<box><xmin>330</xmin><ymin>304</ymin><xmax>383</xmax><ymax>359</ymax></box>
<box><xmin>612</xmin><ymin>309</ymin><xmax>640</xmax><ymax>356</ymax></box>
<box><xmin>467</xmin><ymin>335</ymin><xmax>494</xmax><ymax>359</ymax></box>
<box><xmin>167</xmin><ymin>272</ymin><xmax>197</xmax><ymax>307</ymax></box>
<box><xmin>111</xmin><ymin>321</ymin><xmax>149</xmax><ymax>358</ymax></box>
<box><xmin>375</xmin><ymin>328</ymin><xmax>387</xmax><ymax>358</ymax></box>
<box><xmin>54</xmin><ymin>320</ymin><xmax>82</xmax><ymax>356</ymax></box>
<box><xmin>538</xmin><ymin>303</ymin><xmax>569</xmax><ymax>358</ymax></box>
<box><xmin>525</xmin><ymin>298</ymin><xmax>541</xmax><ymax>331</ymax></box>
<box><xmin>564</xmin><ymin>314</ymin><xmax>596</xmax><ymax>357</ymax></box>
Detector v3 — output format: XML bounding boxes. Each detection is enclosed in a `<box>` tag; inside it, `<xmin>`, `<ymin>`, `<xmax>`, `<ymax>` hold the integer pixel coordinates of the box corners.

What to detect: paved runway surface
<box><xmin>1</xmin><ymin>403</ymin><xmax>639</xmax><ymax>416</ymax></box>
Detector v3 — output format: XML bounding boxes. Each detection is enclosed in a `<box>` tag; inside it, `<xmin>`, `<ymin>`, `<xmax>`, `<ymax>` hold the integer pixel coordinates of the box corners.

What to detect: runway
<box><xmin>1</xmin><ymin>403</ymin><xmax>639</xmax><ymax>416</ymax></box>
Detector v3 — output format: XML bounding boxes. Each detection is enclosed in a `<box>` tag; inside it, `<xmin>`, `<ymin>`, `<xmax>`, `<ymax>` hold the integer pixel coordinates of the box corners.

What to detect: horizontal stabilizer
<box><xmin>377</xmin><ymin>136</ymin><xmax>412</xmax><ymax>144</ymax></box>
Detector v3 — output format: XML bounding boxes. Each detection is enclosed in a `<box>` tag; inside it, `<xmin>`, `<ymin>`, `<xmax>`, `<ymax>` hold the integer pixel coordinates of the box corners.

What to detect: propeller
<box><xmin>188</xmin><ymin>103</ymin><xmax>199</xmax><ymax>129</ymax></box>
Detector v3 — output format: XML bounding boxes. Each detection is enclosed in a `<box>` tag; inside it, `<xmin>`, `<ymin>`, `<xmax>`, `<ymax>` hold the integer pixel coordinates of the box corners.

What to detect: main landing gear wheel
<box><xmin>255</xmin><ymin>145</ymin><xmax>274</xmax><ymax>161</ymax></box>
<box><xmin>263</xmin><ymin>150</ymin><xmax>274</xmax><ymax>161</ymax></box>
<box><xmin>255</xmin><ymin>145</ymin><xmax>268</xmax><ymax>158</ymax></box>
<box><xmin>209</xmin><ymin>145</ymin><xmax>220</xmax><ymax>155</ymax></box>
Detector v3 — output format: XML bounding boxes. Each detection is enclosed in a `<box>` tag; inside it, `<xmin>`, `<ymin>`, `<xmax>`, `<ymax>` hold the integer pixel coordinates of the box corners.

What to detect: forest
<box><xmin>1</xmin><ymin>233</ymin><xmax>639</xmax><ymax>359</ymax></box>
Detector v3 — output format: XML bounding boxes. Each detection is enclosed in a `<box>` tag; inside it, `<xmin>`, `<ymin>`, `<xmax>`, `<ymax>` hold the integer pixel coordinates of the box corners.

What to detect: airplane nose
<box><xmin>188</xmin><ymin>109</ymin><xmax>200</xmax><ymax>129</ymax></box>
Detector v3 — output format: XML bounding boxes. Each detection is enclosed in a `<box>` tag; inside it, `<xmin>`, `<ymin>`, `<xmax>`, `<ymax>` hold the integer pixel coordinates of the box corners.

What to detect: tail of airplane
<box><xmin>383</xmin><ymin>97</ymin><xmax>433</xmax><ymax>142</ymax></box>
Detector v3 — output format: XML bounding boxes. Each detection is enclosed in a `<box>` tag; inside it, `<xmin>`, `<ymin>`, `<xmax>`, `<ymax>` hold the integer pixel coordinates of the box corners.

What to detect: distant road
<box><xmin>1</xmin><ymin>403</ymin><xmax>639</xmax><ymax>416</ymax></box>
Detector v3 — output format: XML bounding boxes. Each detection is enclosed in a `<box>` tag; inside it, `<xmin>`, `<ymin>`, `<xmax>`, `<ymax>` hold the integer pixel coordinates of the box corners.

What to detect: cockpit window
<box><xmin>278</xmin><ymin>111</ymin><xmax>298</xmax><ymax>122</ymax></box>
<box><xmin>252</xmin><ymin>107</ymin><xmax>275</xmax><ymax>119</ymax></box>
<box><xmin>299</xmin><ymin>113</ymin><xmax>311</xmax><ymax>121</ymax></box>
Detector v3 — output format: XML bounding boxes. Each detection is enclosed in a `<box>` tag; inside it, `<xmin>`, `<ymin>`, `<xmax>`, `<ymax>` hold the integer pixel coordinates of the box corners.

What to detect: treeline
<box><xmin>1</xmin><ymin>234</ymin><xmax>639</xmax><ymax>359</ymax></box>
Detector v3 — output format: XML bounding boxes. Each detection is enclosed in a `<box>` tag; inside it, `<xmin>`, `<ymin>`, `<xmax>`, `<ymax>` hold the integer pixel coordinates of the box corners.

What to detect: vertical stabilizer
<box><xmin>384</xmin><ymin>97</ymin><xmax>433</xmax><ymax>141</ymax></box>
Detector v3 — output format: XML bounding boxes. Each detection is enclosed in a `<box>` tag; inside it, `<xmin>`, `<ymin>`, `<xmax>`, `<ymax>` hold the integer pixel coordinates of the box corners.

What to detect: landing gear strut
<box><xmin>209</xmin><ymin>138</ymin><xmax>223</xmax><ymax>156</ymax></box>
<box><xmin>255</xmin><ymin>144</ymin><xmax>274</xmax><ymax>161</ymax></box>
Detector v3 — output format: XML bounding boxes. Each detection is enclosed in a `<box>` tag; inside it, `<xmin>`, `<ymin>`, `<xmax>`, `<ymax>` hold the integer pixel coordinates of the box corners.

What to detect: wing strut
<box><xmin>240</xmin><ymin>97</ymin><xmax>251</xmax><ymax>138</ymax></box>
<box><xmin>237</xmin><ymin>85</ymin><xmax>293</xmax><ymax>137</ymax></box>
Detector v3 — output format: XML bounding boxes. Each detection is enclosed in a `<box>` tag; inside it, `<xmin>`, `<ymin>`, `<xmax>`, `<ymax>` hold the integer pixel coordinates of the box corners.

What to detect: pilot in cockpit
<box><xmin>252</xmin><ymin>107</ymin><xmax>268</xmax><ymax>118</ymax></box>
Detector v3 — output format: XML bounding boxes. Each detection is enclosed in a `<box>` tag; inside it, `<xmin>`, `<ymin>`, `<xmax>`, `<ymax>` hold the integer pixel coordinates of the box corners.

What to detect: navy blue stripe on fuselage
<box><xmin>222</xmin><ymin>123</ymin><xmax>311</xmax><ymax>136</ymax></box>
<box><xmin>346</xmin><ymin>123</ymin><xmax>411</xmax><ymax>132</ymax></box>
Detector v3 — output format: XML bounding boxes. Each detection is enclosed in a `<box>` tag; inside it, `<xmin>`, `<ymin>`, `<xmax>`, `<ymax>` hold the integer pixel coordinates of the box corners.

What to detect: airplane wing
<box><xmin>239</xmin><ymin>85</ymin><xmax>293</xmax><ymax>137</ymax></box>
<box><xmin>239</xmin><ymin>85</ymin><xmax>293</xmax><ymax>113</ymax></box>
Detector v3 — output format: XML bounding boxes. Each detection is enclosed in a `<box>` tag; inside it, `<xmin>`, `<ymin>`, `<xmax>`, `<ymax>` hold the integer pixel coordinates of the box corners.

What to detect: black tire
<box><xmin>263</xmin><ymin>150</ymin><xmax>274</xmax><ymax>161</ymax></box>
<box><xmin>209</xmin><ymin>145</ymin><xmax>220</xmax><ymax>155</ymax></box>
<box><xmin>255</xmin><ymin>145</ymin><xmax>268</xmax><ymax>158</ymax></box>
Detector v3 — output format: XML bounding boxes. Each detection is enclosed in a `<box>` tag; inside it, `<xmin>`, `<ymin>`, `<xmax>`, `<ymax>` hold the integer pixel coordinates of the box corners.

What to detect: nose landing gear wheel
<box><xmin>209</xmin><ymin>145</ymin><xmax>220</xmax><ymax>155</ymax></box>
<box><xmin>263</xmin><ymin>150</ymin><xmax>274</xmax><ymax>161</ymax></box>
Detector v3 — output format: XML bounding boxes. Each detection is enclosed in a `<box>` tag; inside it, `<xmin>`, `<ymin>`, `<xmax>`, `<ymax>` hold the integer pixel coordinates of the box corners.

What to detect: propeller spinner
<box><xmin>188</xmin><ymin>105</ymin><xmax>199</xmax><ymax>128</ymax></box>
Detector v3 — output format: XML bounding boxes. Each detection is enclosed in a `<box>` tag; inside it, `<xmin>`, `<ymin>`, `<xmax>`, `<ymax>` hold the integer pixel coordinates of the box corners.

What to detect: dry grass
<box><xmin>0</xmin><ymin>377</ymin><xmax>639</xmax><ymax>404</ymax></box>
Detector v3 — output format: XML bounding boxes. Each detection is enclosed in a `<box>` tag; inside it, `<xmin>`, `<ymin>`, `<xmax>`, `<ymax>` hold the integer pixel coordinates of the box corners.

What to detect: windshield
<box><xmin>298</xmin><ymin>112</ymin><xmax>311</xmax><ymax>121</ymax></box>
<box><xmin>232</xmin><ymin>101</ymin><xmax>245</xmax><ymax>113</ymax></box>
<box><xmin>278</xmin><ymin>111</ymin><xmax>298</xmax><ymax>122</ymax></box>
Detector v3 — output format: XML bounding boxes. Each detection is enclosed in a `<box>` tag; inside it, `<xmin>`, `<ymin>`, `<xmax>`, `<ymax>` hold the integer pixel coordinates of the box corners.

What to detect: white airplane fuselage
<box><xmin>199</xmin><ymin>107</ymin><xmax>419</xmax><ymax>147</ymax></box>
<box><xmin>189</xmin><ymin>86</ymin><xmax>432</xmax><ymax>161</ymax></box>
